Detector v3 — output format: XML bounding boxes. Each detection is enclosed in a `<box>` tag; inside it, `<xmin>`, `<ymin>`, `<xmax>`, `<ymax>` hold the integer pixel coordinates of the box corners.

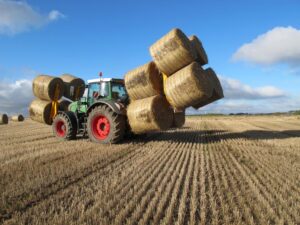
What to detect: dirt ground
<box><xmin>0</xmin><ymin>115</ymin><xmax>299</xmax><ymax>225</ymax></box>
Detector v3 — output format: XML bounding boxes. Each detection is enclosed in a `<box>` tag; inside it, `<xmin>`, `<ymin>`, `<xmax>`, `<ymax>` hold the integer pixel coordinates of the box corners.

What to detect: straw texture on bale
<box><xmin>124</xmin><ymin>62</ymin><xmax>163</xmax><ymax>101</ymax></box>
<box><xmin>164</xmin><ymin>62</ymin><xmax>213</xmax><ymax>110</ymax></box>
<box><xmin>29</xmin><ymin>99</ymin><xmax>52</xmax><ymax>125</ymax></box>
<box><xmin>193</xmin><ymin>68</ymin><xmax>224</xmax><ymax>109</ymax></box>
<box><xmin>60</xmin><ymin>74</ymin><xmax>85</xmax><ymax>101</ymax></box>
<box><xmin>127</xmin><ymin>95</ymin><xmax>173</xmax><ymax>134</ymax></box>
<box><xmin>11</xmin><ymin>114</ymin><xmax>24</xmax><ymax>122</ymax></box>
<box><xmin>189</xmin><ymin>35</ymin><xmax>208</xmax><ymax>66</ymax></box>
<box><xmin>172</xmin><ymin>110</ymin><xmax>185</xmax><ymax>128</ymax></box>
<box><xmin>149</xmin><ymin>28</ymin><xmax>197</xmax><ymax>76</ymax></box>
<box><xmin>32</xmin><ymin>75</ymin><xmax>64</xmax><ymax>101</ymax></box>
<box><xmin>58</xmin><ymin>99</ymin><xmax>72</xmax><ymax>112</ymax></box>
<box><xmin>0</xmin><ymin>114</ymin><xmax>8</xmax><ymax>124</ymax></box>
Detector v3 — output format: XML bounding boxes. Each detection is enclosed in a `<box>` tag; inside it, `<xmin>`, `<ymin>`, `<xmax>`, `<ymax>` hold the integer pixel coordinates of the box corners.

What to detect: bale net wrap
<box><xmin>124</xmin><ymin>61</ymin><xmax>163</xmax><ymax>101</ymax></box>
<box><xmin>127</xmin><ymin>95</ymin><xmax>173</xmax><ymax>134</ymax></box>
<box><xmin>149</xmin><ymin>28</ymin><xmax>197</xmax><ymax>76</ymax></box>
<box><xmin>164</xmin><ymin>62</ymin><xmax>213</xmax><ymax>109</ymax></box>
<box><xmin>32</xmin><ymin>75</ymin><xmax>64</xmax><ymax>101</ymax></box>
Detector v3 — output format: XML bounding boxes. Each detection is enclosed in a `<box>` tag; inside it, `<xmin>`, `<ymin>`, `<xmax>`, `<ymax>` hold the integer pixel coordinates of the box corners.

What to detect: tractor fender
<box><xmin>87</xmin><ymin>100</ymin><xmax>126</xmax><ymax>115</ymax></box>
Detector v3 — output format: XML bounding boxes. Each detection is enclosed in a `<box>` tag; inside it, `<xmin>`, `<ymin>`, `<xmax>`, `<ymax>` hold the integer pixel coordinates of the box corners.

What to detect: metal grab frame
<box><xmin>50</xmin><ymin>84</ymin><xmax>60</xmax><ymax>120</ymax></box>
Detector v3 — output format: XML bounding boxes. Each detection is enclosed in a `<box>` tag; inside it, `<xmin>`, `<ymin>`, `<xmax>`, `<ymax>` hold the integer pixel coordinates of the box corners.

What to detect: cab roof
<box><xmin>87</xmin><ymin>78</ymin><xmax>124</xmax><ymax>84</ymax></box>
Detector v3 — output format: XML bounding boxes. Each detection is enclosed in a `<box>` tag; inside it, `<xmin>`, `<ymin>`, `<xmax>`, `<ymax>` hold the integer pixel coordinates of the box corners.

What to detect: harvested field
<box><xmin>0</xmin><ymin>116</ymin><xmax>300</xmax><ymax>225</ymax></box>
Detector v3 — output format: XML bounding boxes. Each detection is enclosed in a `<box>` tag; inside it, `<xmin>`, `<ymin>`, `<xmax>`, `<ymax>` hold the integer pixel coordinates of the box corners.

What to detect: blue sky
<box><xmin>0</xmin><ymin>0</ymin><xmax>300</xmax><ymax>114</ymax></box>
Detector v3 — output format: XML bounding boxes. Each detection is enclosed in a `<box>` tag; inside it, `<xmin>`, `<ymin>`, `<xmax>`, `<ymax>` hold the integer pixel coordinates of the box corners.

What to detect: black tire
<box><xmin>87</xmin><ymin>105</ymin><xmax>125</xmax><ymax>144</ymax></box>
<box><xmin>52</xmin><ymin>112</ymin><xmax>77</xmax><ymax>140</ymax></box>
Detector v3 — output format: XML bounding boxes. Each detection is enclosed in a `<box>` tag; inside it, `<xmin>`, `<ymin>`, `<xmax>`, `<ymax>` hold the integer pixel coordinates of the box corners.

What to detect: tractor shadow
<box><xmin>143</xmin><ymin>128</ymin><xmax>300</xmax><ymax>144</ymax></box>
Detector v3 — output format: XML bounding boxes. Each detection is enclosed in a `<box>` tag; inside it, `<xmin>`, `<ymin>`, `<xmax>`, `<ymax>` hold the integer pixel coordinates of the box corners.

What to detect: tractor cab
<box><xmin>69</xmin><ymin>78</ymin><xmax>128</xmax><ymax>113</ymax></box>
<box><xmin>87</xmin><ymin>78</ymin><xmax>127</xmax><ymax>104</ymax></box>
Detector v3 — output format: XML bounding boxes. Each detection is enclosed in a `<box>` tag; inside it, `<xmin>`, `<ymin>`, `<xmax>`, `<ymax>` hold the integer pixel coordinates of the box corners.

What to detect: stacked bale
<box><xmin>11</xmin><ymin>114</ymin><xmax>24</xmax><ymax>122</ymax></box>
<box><xmin>125</xmin><ymin>62</ymin><xmax>173</xmax><ymax>133</ymax></box>
<box><xmin>149</xmin><ymin>28</ymin><xmax>197</xmax><ymax>76</ymax></box>
<box><xmin>193</xmin><ymin>68</ymin><xmax>224</xmax><ymax>109</ymax></box>
<box><xmin>60</xmin><ymin>74</ymin><xmax>85</xmax><ymax>101</ymax></box>
<box><xmin>30</xmin><ymin>75</ymin><xmax>64</xmax><ymax>125</ymax></box>
<box><xmin>172</xmin><ymin>110</ymin><xmax>185</xmax><ymax>128</ymax></box>
<box><xmin>164</xmin><ymin>62</ymin><xmax>213</xmax><ymax>110</ymax></box>
<box><xmin>29</xmin><ymin>99</ymin><xmax>53</xmax><ymax>125</ymax></box>
<box><xmin>125</xmin><ymin>62</ymin><xmax>163</xmax><ymax>100</ymax></box>
<box><xmin>0</xmin><ymin>114</ymin><xmax>8</xmax><ymax>125</ymax></box>
<box><xmin>189</xmin><ymin>35</ymin><xmax>208</xmax><ymax>66</ymax></box>
<box><xmin>127</xmin><ymin>95</ymin><xmax>173</xmax><ymax>134</ymax></box>
<box><xmin>32</xmin><ymin>75</ymin><xmax>64</xmax><ymax>101</ymax></box>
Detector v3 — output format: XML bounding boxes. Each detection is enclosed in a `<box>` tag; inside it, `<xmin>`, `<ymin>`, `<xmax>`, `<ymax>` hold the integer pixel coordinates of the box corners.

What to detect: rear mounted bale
<box><xmin>11</xmin><ymin>114</ymin><xmax>24</xmax><ymax>122</ymax></box>
<box><xmin>29</xmin><ymin>99</ymin><xmax>52</xmax><ymax>125</ymax></box>
<box><xmin>164</xmin><ymin>62</ymin><xmax>213</xmax><ymax>110</ymax></box>
<box><xmin>58</xmin><ymin>99</ymin><xmax>72</xmax><ymax>111</ymax></box>
<box><xmin>127</xmin><ymin>95</ymin><xmax>173</xmax><ymax>134</ymax></box>
<box><xmin>193</xmin><ymin>68</ymin><xmax>224</xmax><ymax>109</ymax></box>
<box><xmin>189</xmin><ymin>35</ymin><xmax>208</xmax><ymax>66</ymax></box>
<box><xmin>60</xmin><ymin>74</ymin><xmax>85</xmax><ymax>101</ymax></box>
<box><xmin>32</xmin><ymin>75</ymin><xmax>64</xmax><ymax>101</ymax></box>
<box><xmin>149</xmin><ymin>28</ymin><xmax>197</xmax><ymax>76</ymax></box>
<box><xmin>172</xmin><ymin>110</ymin><xmax>185</xmax><ymax>128</ymax></box>
<box><xmin>0</xmin><ymin>114</ymin><xmax>8</xmax><ymax>125</ymax></box>
<box><xmin>124</xmin><ymin>61</ymin><xmax>163</xmax><ymax>101</ymax></box>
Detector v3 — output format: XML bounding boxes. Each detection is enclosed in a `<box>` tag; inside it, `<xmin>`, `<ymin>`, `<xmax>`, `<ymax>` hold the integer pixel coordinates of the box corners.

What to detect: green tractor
<box><xmin>52</xmin><ymin>78</ymin><xmax>129</xmax><ymax>144</ymax></box>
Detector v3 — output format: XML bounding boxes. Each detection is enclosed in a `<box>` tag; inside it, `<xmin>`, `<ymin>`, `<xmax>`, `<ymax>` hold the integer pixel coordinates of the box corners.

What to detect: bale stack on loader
<box><xmin>29</xmin><ymin>74</ymin><xmax>85</xmax><ymax>125</ymax></box>
<box><xmin>125</xmin><ymin>28</ymin><xmax>224</xmax><ymax>133</ymax></box>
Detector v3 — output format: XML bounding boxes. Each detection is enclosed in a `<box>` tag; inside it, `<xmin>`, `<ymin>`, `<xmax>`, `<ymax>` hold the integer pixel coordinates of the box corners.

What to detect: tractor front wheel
<box><xmin>52</xmin><ymin>112</ymin><xmax>77</xmax><ymax>140</ymax></box>
<box><xmin>87</xmin><ymin>105</ymin><xmax>125</xmax><ymax>144</ymax></box>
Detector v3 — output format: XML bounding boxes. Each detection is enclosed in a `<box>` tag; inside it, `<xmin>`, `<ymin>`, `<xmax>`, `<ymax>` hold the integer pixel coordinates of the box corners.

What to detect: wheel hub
<box><xmin>56</xmin><ymin>120</ymin><xmax>66</xmax><ymax>137</ymax></box>
<box><xmin>92</xmin><ymin>115</ymin><xmax>110</xmax><ymax>140</ymax></box>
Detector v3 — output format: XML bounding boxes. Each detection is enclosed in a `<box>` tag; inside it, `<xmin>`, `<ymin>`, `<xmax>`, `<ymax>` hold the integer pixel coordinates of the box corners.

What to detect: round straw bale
<box><xmin>58</xmin><ymin>99</ymin><xmax>72</xmax><ymax>112</ymax></box>
<box><xmin>29</xmin><ymin>99</ymin><xmax>52</xmax><ymax>125</ymax></box>
<box><xmin>124</xmin><ymin>61</ymin><xmax>163</xmax><ymax>101</ymax></box>
<box><xmin>149</xmin><ymin>28</ymin><xmax>197</xmax><ymax>76</ymax></box>
<box><xmin>164</xmin><ymin>62</ymin><xmax>213</xmax><ymax>109</ymax></box>
<box><xmin>189</xmin><ymin>35</ymin><xmax>208</xmax><ymax>66</ymax></box>
<box><xmin>60</xmin><ymin>74</ymin><xmax>85</xmax><ymax>101</ymax></box>
<box><xmin>172</xmin><ymin>110</ymin><xmax>185</xmax><ymax>128</ymax></box>
<box><xmin>0</xmin><ymin>114</ymin><xmax>8</xmax><ymax>124</ymax></box>
<box><xmin>32</xmin><ymin>75</ymin><xmax>64</xmax><ymax>101</ymax></box>
<box><xmin>127</xmin><ymin>95</ymin><xmax>173</xmax><ymax>134</ymax></box>
<box><xmin>193</xmin><ymin>68</ymin><xmax>224</xmax><ymax>109</ymax></box>
<box><xmin>11</xmin><ymin>114</ymin><xmax>24</xmax><ymax>122</ymax></box>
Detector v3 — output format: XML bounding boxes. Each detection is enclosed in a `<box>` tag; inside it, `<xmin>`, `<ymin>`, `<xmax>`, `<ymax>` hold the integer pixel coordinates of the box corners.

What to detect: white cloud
<box><xmin>0</xmin><ymin>0</ymin><xmax>64</xmax><ymax>35</ymax></box>
<box><xmin>219</xmin><ymin>76</ymin><xmax>286</xmax><ymax>99</ymax></box>
<box><xmin>48</xmin><ymin>10</ymin><xmax>65</xmax><ymax>21</ymax></box>
<box><xmin>0</xmin><ymin>79</ymin><xmax>33</xmax><ymax>115</ymax></box>
<box><xmin>232</xmin><ymin>26</ymin><xmax>300</xmax><ymax>66</ymax></box>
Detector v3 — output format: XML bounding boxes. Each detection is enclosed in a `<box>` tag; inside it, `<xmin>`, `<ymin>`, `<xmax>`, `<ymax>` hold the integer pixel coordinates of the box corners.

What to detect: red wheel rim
<box><xmin>92</xmin><ymin>115</ymin><xmax>110</xmax><ymax>140</ymax></box>
<box><xmin>56</xmin><ymin>120</ymin><xmax>66</xmax><ymax>137</ymax></box>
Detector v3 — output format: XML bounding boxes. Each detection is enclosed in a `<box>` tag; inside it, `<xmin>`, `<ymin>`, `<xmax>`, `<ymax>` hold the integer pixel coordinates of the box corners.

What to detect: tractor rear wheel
<box><xmin>52</xmin><ymin>112</ymin><xmax>77</xmax><ymax>140</ymax></box>
<box><xmin>87</xmin><ymin>105</ymin><xmax>125</xmax><ymax>144</ymax></box>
